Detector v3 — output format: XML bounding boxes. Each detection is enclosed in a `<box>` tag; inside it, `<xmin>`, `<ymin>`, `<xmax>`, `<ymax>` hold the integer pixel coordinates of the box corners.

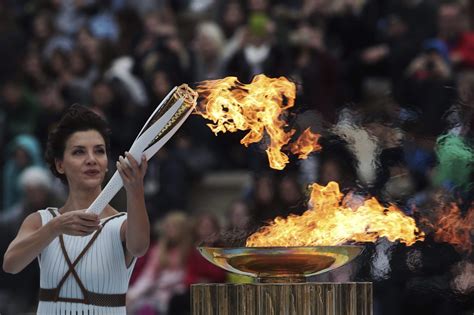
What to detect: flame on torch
<box><xmin>196</xmin><ymin>74</ymin><xmax>321</xmax><ymax>170</ymax></box>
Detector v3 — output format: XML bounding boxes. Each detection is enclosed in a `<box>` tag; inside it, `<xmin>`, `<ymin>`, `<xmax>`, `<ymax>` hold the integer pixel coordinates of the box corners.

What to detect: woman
<box><xmin>2</xmin><ymin>104</ymin><xmax>150</xmax><ymax>314</ymax></box>
<box><xmin>167</xmin><ymin>212</ymin><xmax>227</xmax><ymax>315</ymax></box>
<box><xmin>3</xmin><ymin>134</ymin><xmax>44</xmax><ymax>210</ymax></box>
<box><xmin>127</xmin><ymin>211</ymin><xmax>192</xmax><ymax>314</ymax></box>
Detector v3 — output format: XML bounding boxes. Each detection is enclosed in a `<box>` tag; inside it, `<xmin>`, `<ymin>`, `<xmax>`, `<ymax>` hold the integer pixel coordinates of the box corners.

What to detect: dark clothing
<box><xmin>399</xmin><ymin>77</ymin><xmax>456</xmax><ymax>136</ymax></box>
<box><xmin>226</xmin><ymin>45</ymin><xmax>290</xmax><ymax>83</ymax></box>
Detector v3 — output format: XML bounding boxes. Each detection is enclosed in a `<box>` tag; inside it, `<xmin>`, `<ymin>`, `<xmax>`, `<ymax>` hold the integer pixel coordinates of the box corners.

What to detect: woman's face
<box><xmin>50</xmin><ymin>51</ymin><xmax>67</xmax><ymax>75</ymax></box>
<box><xmin>196</xmin><ymin>216</ymin><xmax>219</xmax><ymax>240</ymax></box>
<box><xmin>223</xmin><ymin>2</ymin><xmax>244</xmax><ymax>31</ymax></box>
<box><xmin>33</xmin><ymin>15</ymin><xmax>51</xmax><ymax>39</ymax></box>
<box><xmin>23</xmin><ymin>52</ymin><xmax>42</xmax><ymax>76</ymax></box>
<box><xmin>163</xmin><ymin>218</ymin><xmax>186</xmax><ymax>242</ymax></box>
<box><xmin>92</xmin><ymin>83</ymin><xmax>114</xmax><ymax>108</ymax></box>
<box><xmin>70</xmin><ymin>51</ymin><xmax>87</xmax><ymax>75</ymax></box>
<box><xmin>229</xmin><ymin>202</ymin><xmax>250</xmax><ymax>229</ymax></box>
<box><xmin>56</xmin><ymin>130</ymin><xmax>108</xmax><ymax>190</ymax></box>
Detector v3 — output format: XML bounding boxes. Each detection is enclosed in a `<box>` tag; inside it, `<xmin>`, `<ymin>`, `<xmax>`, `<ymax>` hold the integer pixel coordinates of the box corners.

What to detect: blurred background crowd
<box><xmin>0</xmin><ymin>0</ymin><xmax>473</xmax><ymax>314</ymax></box>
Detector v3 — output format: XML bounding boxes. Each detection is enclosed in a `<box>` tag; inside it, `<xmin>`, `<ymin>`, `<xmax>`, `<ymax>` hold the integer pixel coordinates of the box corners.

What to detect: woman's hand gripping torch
<box><xmin>86</xmin><ymin>84</ymin><xmax>198</xmax><ymax>215</ymax></box>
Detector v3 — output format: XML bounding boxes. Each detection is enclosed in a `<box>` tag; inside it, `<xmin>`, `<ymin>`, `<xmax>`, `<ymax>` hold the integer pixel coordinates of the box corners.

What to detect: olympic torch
<box><xmin>86</xmin><ymin>84</ymin><xmax>198</xmax><ymax>214</ymax></box>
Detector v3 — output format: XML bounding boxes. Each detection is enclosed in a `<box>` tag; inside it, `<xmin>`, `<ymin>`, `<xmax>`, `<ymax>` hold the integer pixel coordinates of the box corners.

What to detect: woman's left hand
<box><xmin>116</xmin><ymin>152</ymin><xmax>148</xmax><ymax>195</ymax></box>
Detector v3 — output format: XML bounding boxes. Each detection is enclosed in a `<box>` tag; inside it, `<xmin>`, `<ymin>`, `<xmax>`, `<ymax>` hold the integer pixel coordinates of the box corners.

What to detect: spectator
<box><xmin>1</xmin><ymin>166</ymin><xmax>62</xmax><ymax>223</ymax></box>
<box><xmin>53</xmin><ymin>0</ymin><xmax>87</xmax><ymax>36</ymax></box>
<box><xmin>62</xmin><ymin>49</ymin><xmax>99</xmax><ymax>104</ymax></box>
<box><xmin>88</xmin><ymin>78</ymin><xmax>137</xmax><ymax>158</ymax></box>
<box><xmin>0</xmin><ymin>79</ymin><xmax>39</xmax><ymax>143</ymax></box>
<box><xmin>194</xmin><ymin>212</ymin><xmax>222</xmax><ymax>246</ymax></box>
<box><xmin>34</xmin><ymin>83</ymin><xmax>67</xmax><ymax>149</ymax></box>
<box><xmin>147</xmin><ymin>68</ymin><xmax>179</xmax><ymax>112</ymax></box>
<box><xmin>132</xmin><ymin>10</ymin><xmax>187</xmax><ymax>83</ymax></box>
<box><xmin>226</xmin><ymin>199</ymin><xmax>251</xmax><ymax>231</ymax></box>
<box><xmin>144</xmin><ymin>144</ymin><xmax>194</xmax><ymax>222</ymax></box>
<box><xmin>379</xmin><ymin>148</ymin><xmax>417</xmax><ymax>207</ymax></box>
<box><xmin>226</xmin><ymin>12</ymin><xmax>290</xmax><ymax>82</ymax></box>
<box><xmin>316</xmin><ymin>134</ymin><xmax>359</xmax><ymax>191</ymax></box>
<box><xmin>248</xmin><ymin>172</ymin><xmax>280</xmax><ymax>223</ymax></box>
<box><xmin>399</xmin><ymin>39</ymin><xmax>456</xmax><ymax>137</ymax></box>
<box><xmin>168</xmin><ymin>212</ymin><xmax>226</xmax><ymax>315</ymax></box>
<box><xmin>21</xmin><ymin>49</ymin><xmax>49</xmax><ymax>92</ymax></box>
<box><xmin>0</xmin><ymin>4</ymin><xmax>25</xmax><ymax>84</ymax></box>
<box><xmin>0</xmin><ymin>166</ymin><xmax>62</xmax><ymax>314</ymax></box>
<box><xmin>277</xmin><ymin>173</ymin><xmax>306</xmax><ymax>217</ymax></box>
<box><xmin>88</xmin><ymin>3</ymin><xmax>120</xmax><ymax>43</ymax></box>
<box><xmin>289</xmin><ymin>21</ymin><xmax>340</xmax><ymax>122</ymax></box>
<box><xmin>192</xmin><ymin>21</ymin><xmax>226</xmax><ymax>81</ymax></box>
<box><xmin>219</xmin><ymin>0</ymin><xmax>246</xmax><ymax>40</ymax></box>
<box><xmin>437</xmin><ymin>0</ymin><xmax>474</xmax><ymax>70</ymax></box>
<box><xmin>3</xmin><ymin>134</ymin><xmax>44</xmax><ymax>210</ymax></box>
<box><xmin>127</xmin><ymin>211</ymin><xmax>193</xmax><ymax>315</ymax></box>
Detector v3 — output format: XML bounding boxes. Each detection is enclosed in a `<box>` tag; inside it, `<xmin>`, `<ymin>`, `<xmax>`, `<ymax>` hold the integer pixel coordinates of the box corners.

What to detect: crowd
<box><xmin>0</xmin><ymin>0</ymin><xmax>473</xmax><ymax>314</ymax></box>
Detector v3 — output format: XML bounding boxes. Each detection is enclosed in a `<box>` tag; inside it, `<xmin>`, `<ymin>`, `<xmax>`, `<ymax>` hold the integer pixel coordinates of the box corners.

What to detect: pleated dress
<box><xmin>36</xmin><ymin>208</ymin><xmax>136</xmax><ymax>315</ymax></box>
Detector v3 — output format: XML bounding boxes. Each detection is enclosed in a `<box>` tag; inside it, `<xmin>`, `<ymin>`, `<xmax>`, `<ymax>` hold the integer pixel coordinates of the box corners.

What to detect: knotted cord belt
<box><xmin>39</xmin><ymin>209</ymin><xmax>127</xmax><ymax>307</ymax></box>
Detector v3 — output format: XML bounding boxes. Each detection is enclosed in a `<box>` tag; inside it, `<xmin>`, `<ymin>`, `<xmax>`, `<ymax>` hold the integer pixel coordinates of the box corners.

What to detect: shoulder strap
<box><xmin>102</xmin><ymin>212</ymin><xmax>126</xmax><ymax>226</ymax></box>
<box><xmin>47</xmin><ymin>208</ymin><xmax>57</xmax><ymax>218</ymax></box>
<box><xmin>52</xmin><ymin>212</ymin><xmax>126</xmax><ymax>303</ymax></box>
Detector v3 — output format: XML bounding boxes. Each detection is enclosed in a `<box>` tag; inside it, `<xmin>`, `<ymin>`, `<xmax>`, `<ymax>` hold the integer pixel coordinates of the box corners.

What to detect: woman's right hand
<box><xmin>52</xmin><ymin>210</ymin><xmax>100</xmax><ymax>236</ymax></box>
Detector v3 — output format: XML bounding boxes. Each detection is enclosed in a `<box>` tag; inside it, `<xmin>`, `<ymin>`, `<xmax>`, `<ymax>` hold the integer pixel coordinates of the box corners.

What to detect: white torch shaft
<box><xmin>86</xmin><ymin>93</ymin><xmax>188</xmax><ymax>214</ymax></box>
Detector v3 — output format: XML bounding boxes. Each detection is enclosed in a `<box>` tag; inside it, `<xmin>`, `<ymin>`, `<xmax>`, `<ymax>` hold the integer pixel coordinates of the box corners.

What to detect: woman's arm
<box><xmin>3</xmin><ymin>210</ymin><xmax>100</xmax><ymax>274</ymax></box>
<box><xmin>3</xmin><ymin>213</ymin><xmax>52</xmax><ymax>274</ymax></box>
<box><xmin>117</xmin><ymin>152</ymin><xmax>150</xmax><ymax>257</ymax></box>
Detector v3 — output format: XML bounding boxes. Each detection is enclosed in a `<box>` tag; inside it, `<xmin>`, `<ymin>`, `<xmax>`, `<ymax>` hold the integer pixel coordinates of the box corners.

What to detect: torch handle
<box><xmin>85</xmin><ymin>97</ymin><xmax>187</xmax><ymax>215</ymax></box>
<box><xmin>86</xmin><ymin>171</ymin><xmax>123</xmax><ymax>215</ymax></box>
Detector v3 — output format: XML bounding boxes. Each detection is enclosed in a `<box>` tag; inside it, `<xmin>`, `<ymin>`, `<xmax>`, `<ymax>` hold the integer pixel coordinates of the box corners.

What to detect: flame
<box><xmin>290</xmin><ymin>128</ymin><xmax>322</xmax><ymax>159</ymax></box>
<box><xmin>423</xmin><ymin>202</ymin><xmax>473</xmax><ymax>254</ymax></box>
<box><xmin>246</xmin><ymin>181</ymin><xmax>424</xmax><ymax>247</ymax></box>
<box><xmin>196</xmin><ymin>75</ymin><xmax>321</xmax><ymax>170</ymax></box>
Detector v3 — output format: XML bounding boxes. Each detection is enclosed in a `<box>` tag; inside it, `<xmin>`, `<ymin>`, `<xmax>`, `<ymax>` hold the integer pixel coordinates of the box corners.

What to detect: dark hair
<box><xmin>45</xmin><ymin>104</ymin><xmax>111</xmax><ymax>184</ymax></box>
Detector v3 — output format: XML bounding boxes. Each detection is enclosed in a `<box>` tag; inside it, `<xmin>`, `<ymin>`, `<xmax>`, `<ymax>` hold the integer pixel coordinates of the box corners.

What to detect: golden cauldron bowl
<box><xmin>198</xmin><ymin>245</ymin><xmax>363</xmax><ymax>283</ymax></box>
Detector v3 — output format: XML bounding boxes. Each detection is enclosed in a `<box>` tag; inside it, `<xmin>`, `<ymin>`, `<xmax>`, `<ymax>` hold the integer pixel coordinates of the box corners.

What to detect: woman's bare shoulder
<box><xmin>20</xmin><ymin>212</ymin><xmax>42</xmax><ymax>231</ymax></box>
